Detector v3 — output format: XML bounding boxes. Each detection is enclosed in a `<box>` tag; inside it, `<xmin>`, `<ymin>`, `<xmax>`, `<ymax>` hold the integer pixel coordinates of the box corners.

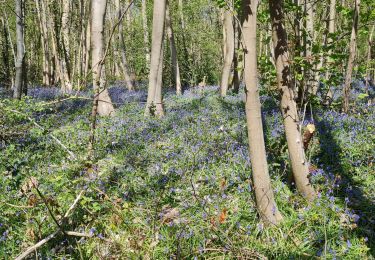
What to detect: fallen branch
<box><xmin>15</xmin><ymin>191</ymin><xmax>85</xmax><ymax>260</ymax></box>
<box><xmin>1</xmin><ymin>201</ymin><xmax>34</xmax><ymax>209</ymax></box>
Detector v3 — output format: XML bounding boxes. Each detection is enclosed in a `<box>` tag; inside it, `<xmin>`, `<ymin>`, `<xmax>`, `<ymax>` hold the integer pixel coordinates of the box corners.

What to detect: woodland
<box><xmin>0</xmin><ymin>0</ymin><xmax>374</xmax><ymax>259</ymax></box>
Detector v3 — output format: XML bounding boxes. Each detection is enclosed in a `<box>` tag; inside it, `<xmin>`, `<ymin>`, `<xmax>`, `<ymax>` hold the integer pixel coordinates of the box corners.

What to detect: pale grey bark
<box><xmin>115</xmin><ymin>0</ymin><xmax>134</xmax><ymax>91</ymax></box>
<box><xmin>220</xmin><ymin>9</ymin><xmax>235</xmax><ymax>97</ymax></box>
<box><xmin>145</xmin><ymin>0</ymin><xmax>167</xmax><ymax>116</ymax></box>
<box><xmin>269</xmin><ymin>0</ymin><xmax>315</xmax><ymax>201</ymax></box>
<box><xmin>61</xmin><ymin>0</ymin><xmax>72</xmax><ymax>92</ymax></box>
<box><xmin>141</xmin><ymin>0</ymin><xmax>151</xmax><ymax>67</ymax></box>
<box><xmin>365</xmin><ymin>25</ymin><xmax>374</xmax><ymax>92</ymax></box>
<box><xmin>166</xmin><ymin>2</ymin><xmax>182</xmax><ymax>95</ymax></box>
<box><xmin>14</xmin><ymin>0</ymin><xmax>25</xmax><ymax>99</ymax></box>
<box><xmin>343</xmin><ymin>0</ymin><xmax>360</xmax><ymax>113</ymax></box>
<box><xmin>242</xmin><ymin>0</ymin><xmax>283</xmax><ymax>225</ymax></box>
<box><xmin>1</xmin><ymin>12</ymin><xmax>15</xmax><ymax>88</ymax></box>
<box><xmin>321</xmin><ymin>0</ymin><xmax>337</xmax><ymax>99</ymax></box>
<box><xmin>304</xmin><ymin>0</ymin><xmax>314</xmax><ymax>95</ymax></box>
<box><xmin>47</xmin><ymin>7</ymin><xmax>63</xmax><ymax>87</ymax></box>
<box><xmin>35</xmin><ymin>0</ymin><xmax>50</xmax><ymax>86</ymax></box>
<box><xmin>91</xmin><ymin>0</ymin><xmax>115</xmax><ymax>116</ymax></box>
<box><xmin>84</xmin><ymin>13</ymin><xmax>91</xmax><ymax>85</ymax></box>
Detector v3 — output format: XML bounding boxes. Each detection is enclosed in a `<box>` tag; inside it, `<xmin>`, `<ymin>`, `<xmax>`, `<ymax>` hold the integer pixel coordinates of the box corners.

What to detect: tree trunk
<box><xmin>242</xmin><ymin>0</ymin><xmax>283</xmax><ymax>225</ymax></box>
<box><xmin>166</xmin><ymin>2</ymin><xmax>182</xmax><ymax>95</ymax></box>
<box><xmin>342</xmin><ymin>0</ymin><xmax>360</xmax><ymax>113</ymax></box>
<box><xmin>269</xmin><ymin>0</ymin><xmax>316</xmax><ymax>201</ymax></box>
<box><xmin>365</xmin><ymin>25</ymin><xmax>374</xmax><ymax>93</ymax></box>
<box><xmin>14</xmin><ymin>0</ymin><xmax>25</xmax><ymax>99</ymax></box>
<box><xmin>1</xmin><ymin>15</ymin><xmax>12</xmax><ymax>88</ymax></box>
<box><xmin>232</xmin><ymin>19</ymin><xmax>241</xmax><ymax>93</ymax></box>
<box><xmin>91</xmin><ymin>0</ymin><xmax>115</xmax><ymax>116</ymax></box>
<box><xmin>304</xmin><ymin>0</ymin><xmax>314</xmax><ymax>96</ymax></box>
<box><xmin>115</xmin><ymin>0</ymin><xmax>135</xmax><ymax>91</ymax></box>
<box><xmin>61</xmin><ymin>0</ymin><xmax>72</xmax><ymax>92</ymax></box>
<box><xmin>220</xmin><ymin>9</ymin><xmax>235</xmax><ymax>97</ymax></box>
<box><xmin>145</xmin><ymin>0</ymin><xmax>166</xmax><ymax>116</ymax></box>
<box><xmin>322</xmin><ymin>0</ymin><xmax>337</xmax><ymax>100</ymax></box>
<box><xmin>84</xmin><ymin>12</ymin><xmax>91</xmax><ymax>86</ymax></box>
<box><xmin>34</xmin><ymin>0</ymin><xmax>50</xmax><ymax>86</ymax></box>
<box><xmin>141</xmin><ymin>0</ymin><xmax>151</xmax><ymax>67</ymax></box>
<box><xmin>47</xmin><ymin>8</ymin><xmax>63</xmax><ymax>88</ymax></box>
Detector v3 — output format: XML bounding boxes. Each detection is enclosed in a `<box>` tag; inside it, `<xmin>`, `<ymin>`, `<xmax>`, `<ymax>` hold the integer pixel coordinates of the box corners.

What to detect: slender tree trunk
<box><xmin>269</xmin><ymin>0</ymin><xmax>316</xmax><ymax>201</ymax></box>
<box><xmin>14</xmin><ymin>0</ymin><xmax>25</xmax><ymax>99</ymax></box>
<box><xmin>75</xmin><ymin>0</ymin><xmax>86</xmax><ymax>88</ymax></box>
<box><xmin>304</xmin><ymin>0</ymin><xmax>314</xmax><ymax>96</ymax></box>
<box><xmin>178</xmin><ymin>0</ymin><xmax>189</xmax><ymax>86</ymax></box>
<box><xmin>220</xmin><ymin>9</ymin><xmax>235</xmax><ymax>97</ymax></box>
<box><xmin>48</xmin><ymin>8</ymin><xmax>63</xmax><ymax>88</ymax></box>
<box><xmin>35</xmin><ymin>0</ymin><xmax>48</xmax><ymax>86</ymax></box>
<box><xmin>232</xmin><ymin>19</ymin><xmax>241</xmax><ymax>93</ymax></box>
<box><xmin>84</xmin><ymin>13</ymin><xmax>91</xmax><ymax>86</ymax></box>
<box><xmin>166</xmin><ymin>2</ymin><xmax>182</xmax><ymax>95</ymax></box>
<box><xmin>342</xmin><ymin>0</ymin><xmax>360</xmax><ymax>113</ymax></box>
<box><xmin>61</xmin><ymin>0</ymin><xmax>72</xmax><ymax>92</ymax></box>
<box><xmin>145</xmin><ymin>0</ymin><xmax>166</xmax><ymax>116</ymax></box>
<box><xmin>115</xmin><ymin>0</ymin><xmax>134</xmax><ymax>91</ymax></box>
<box><xmin>1</xmin><ymin>16</ymin><xmax>11</xmax><ymax>87</ymax></box>
<box><xmin>141</xmin><ymin>0</ymin><xmax>151</xmax><ymax>67</ymax></box>
<box><xmin>242</xmin><ymin>0</ymin><xmax>283</xmax><ymax>225</ymax></box>
<box><xmin>91</xmin><ymin>0</ymin><xmax>115</xmax><ymax>116</ymax></box>
<box><xmin>154</xmin><ymin>38</ymin><xmax>165</xmax><ymax>117</ymax></box>
<box><xmin>365</xmin><ymin>25</ymin><xmax>374</xmax><ymax>93</ymax></box>
<box><xmin>322</xmin><ymin>0</ymin><xmax>337</xmax><ymax>100</ymax></box>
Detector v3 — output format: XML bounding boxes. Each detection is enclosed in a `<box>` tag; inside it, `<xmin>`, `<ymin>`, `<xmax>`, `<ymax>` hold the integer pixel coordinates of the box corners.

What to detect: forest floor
<box><xmin>0</xmin><ymin>85</ymin><xmax>374</xmax><ymax>259</ymax></box>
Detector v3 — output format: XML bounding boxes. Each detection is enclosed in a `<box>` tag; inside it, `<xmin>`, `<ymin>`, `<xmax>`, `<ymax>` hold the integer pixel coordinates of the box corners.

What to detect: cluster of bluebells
<box><xmin>1</xmin><ymin>84</ymin><xmax>373</xmax><ymax>258</ymax></box>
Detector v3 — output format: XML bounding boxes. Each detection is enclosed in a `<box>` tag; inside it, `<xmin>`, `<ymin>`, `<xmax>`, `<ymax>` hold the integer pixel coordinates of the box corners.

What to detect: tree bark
<box><xmin>1</xmin><ymin>15</ymin><xmax>12</xmax><ymax>87</ymax></box>
<box><xmin>14</xmin><ymin>0</ymin><xmax>25</xmax><ymax>99</ymax></box>
<box><xmin>342</xmin><ymin>0</ymin><xmax>360</xmax><ymax>113</ymax></box>
<box><xmin>322</xmin><ymin>0</ymin><xmax>337</xmax><ymax>100</ymax></box>
<box><xmin>166</xmin><ymin>2</ymin><xmax>182</xmax><ymax>95</ymax></box>
<box><xmin>232</xmin><ymin>20</ymin><xmax>241</xmax><ymax>93</ymax></box>
<box><xmin>91</xmin><ymin>0</ymin><xmax>115</xmax><ymax>116</ymax></box>
<box><xmin>141</xmin><ymin>0</ymin><xmax>151</xmax><ymax>67</ymax></box>
<box><xmin>304</xmin><ymin>0</ymin><xmax>314</xmax><ymax>96</ymax></box>
<box><xmin>145</xmin><ymin>0</ymin><xmax>166</xmax><ymax>116</ymax></box>
<box><xmin>115</xmin><ymin>0</ymin><xmax>135</xmax><ymax>91</ymax></box>
<box><xmin>61</xmin><ymin>0</ymin><xmax>72</xmax><ymax>92</ymax></box>
<box><xmin>242</xmin><ymin>0</ymin><xmax>283</xmax><ymax>225</ymax></box>
<box><xmin>34</xmin><ymin>0</ymin><xmax>50</xmax><ymax>86</ymax></box>
<box><xmin>365</xmin><ymin>25</ymin><xmax>374</xmax><ymax>93</ymax></box>
<box><xmin>269</xmin><ymin>0</ymin><xmax>316</xmax><ymax>201</ymax></box>
<box><xmin>220</xmin><ymin>9</ymin><xmax>235</xmax><ymax>97</ymax></box>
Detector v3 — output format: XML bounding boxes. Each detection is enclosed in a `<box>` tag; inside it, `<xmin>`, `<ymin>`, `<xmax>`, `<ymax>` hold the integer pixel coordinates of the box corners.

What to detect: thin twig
<box><xmin>1</xmin><ymin>201</ymin><xmax>34</xmax><ymax>209</ymax></box>
<box><xmin>14</xmin><ymin>191</ymin><xmax>85</xmax><ymax>260</ymax></box>
<box><xmin>4</xmin><ymin>108</ymin><xmax>77</xmax><ymax>160</ymax></box>
<box><xmin>31</xmin><ymin>180</ymin><xmax>66</xmax><ymax>236</ymax></box>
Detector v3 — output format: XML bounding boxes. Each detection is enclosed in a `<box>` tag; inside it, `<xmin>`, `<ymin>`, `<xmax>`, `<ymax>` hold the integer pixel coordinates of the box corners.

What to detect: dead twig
<box><xmin>15</xmin><ymin>191</ymin><xmax>85</xmax><ymax>260</ymax></box>
<box><xmin>3</xmin><ymin>107</ymin><xmax>77</xmax><ymax>160</ymax></box>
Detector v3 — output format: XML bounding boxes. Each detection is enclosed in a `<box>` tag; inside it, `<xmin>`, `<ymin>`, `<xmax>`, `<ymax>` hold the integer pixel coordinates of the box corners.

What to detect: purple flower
<box><xmin>89</xmin><ymin>227</ymin><xmax>96</xmax><ymax>236</ymax></box>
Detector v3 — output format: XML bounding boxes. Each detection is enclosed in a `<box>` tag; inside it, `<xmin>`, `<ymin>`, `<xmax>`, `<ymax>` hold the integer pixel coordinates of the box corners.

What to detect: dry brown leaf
<box><xmin>220</xmin><ymin>178</ymin><xmax>227</xmax><ymax>190</ymax></box>
<box><xmin>219</xmin><ymin>208</ymin><xmax>227</xmax><ymax>224</ymax></box>
<box><xmin>161</xmin><ymin>208</ymin><xmax>180</xmax><ymax>224</ymax></box>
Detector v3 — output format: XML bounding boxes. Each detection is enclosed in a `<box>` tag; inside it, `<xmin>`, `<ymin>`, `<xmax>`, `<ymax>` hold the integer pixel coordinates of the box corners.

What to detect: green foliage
<box><xmin>1</xmin><ymin>88</ymin><xmax>373</xmax><ymax>258</ymax></box>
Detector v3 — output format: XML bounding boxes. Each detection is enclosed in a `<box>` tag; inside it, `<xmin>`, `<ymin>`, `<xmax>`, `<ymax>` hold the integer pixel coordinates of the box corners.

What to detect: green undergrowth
<box><xmin>0</xmin><ymin>88</ymin><xmax>374</xmax><ymax>259</ymax></box>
